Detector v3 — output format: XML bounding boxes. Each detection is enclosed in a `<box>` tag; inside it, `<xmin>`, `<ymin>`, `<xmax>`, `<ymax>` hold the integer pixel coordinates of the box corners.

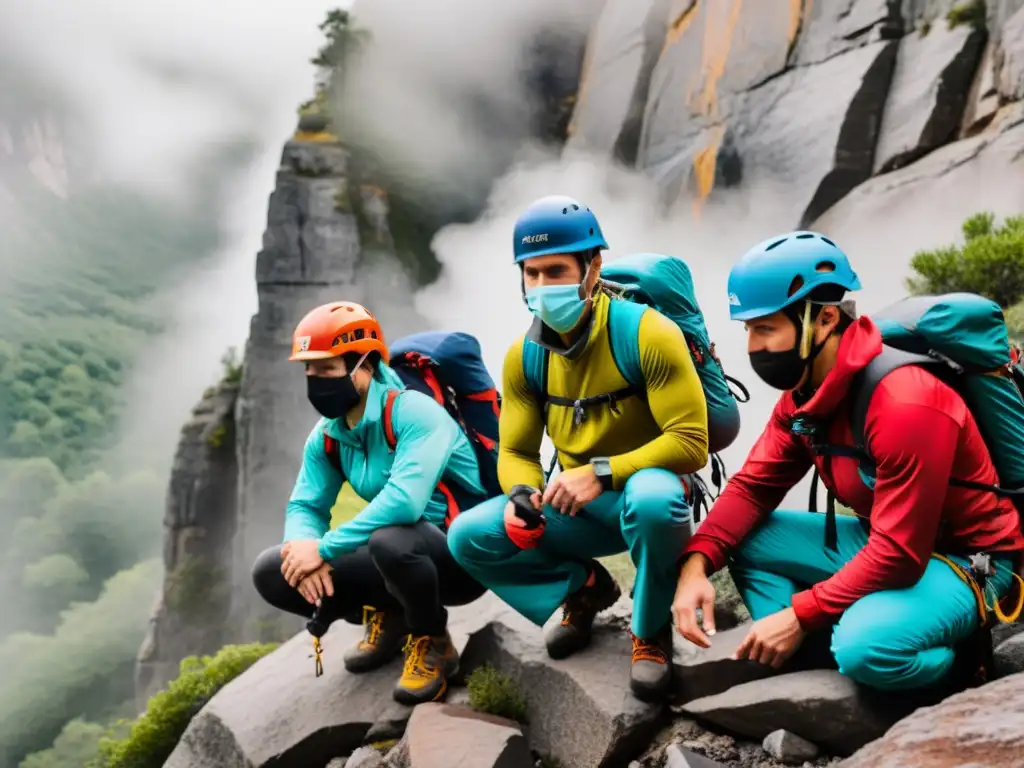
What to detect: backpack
<box><xmin>521</xmin><ymin>252</ymin><xmax>749</xmax><ymax>516</ymax></box>
<box><xmin>803</xmin><ymin>292</ymin><xmax>1024</xmax><ymax>550</ymax></box>
<box><xmin>324</xmin><ymin>330</ymin><xmax>502</xmax><ymax>528</ymax></box>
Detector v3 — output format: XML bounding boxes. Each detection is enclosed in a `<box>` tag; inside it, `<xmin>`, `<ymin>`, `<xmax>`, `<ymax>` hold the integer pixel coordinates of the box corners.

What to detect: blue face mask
<box><xmin>525</xmin><ymin>283</ymin><xmax>588</xmax><ymax>333</ymax></box>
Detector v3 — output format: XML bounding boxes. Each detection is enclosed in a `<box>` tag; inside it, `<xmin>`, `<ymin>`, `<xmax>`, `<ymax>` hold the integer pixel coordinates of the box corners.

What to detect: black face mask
<box><xmin>748</xmin><ymin>346</ymin><xmax>807</xmax><ymax>391</ymax></box>
<box><xmin>307</xmin><ymin>374</ymin><xmax>362</xmax><ymax>420</ymax></box>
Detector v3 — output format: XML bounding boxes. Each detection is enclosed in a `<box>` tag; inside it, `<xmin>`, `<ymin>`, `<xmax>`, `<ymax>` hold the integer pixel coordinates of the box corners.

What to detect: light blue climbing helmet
<box><xmin>512</xmin><ymin>195</ymin><xmax>609</xmax><ymax>263</ymax></box>
<box><xmin>727</xmin><ymin>231</ymin><xmax>862</xmax><ymax>321</ymax></box>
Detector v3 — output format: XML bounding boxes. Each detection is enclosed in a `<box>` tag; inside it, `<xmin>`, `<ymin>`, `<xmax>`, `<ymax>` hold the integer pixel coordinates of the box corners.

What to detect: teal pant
<box><xmin>447</xmin><ymin>468</ymin><xmax>692</xmax><ymax>638</ymax></box>
<box><xmin>731</xmin><ymin>510</ymin><xmax>1018</xmax><ymax>691</ymax></box>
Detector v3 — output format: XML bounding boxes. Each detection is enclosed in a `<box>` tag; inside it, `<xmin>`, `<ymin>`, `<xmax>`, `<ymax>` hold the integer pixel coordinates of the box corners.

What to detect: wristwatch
<box><xmin>591</xmin><ymin>456</ymin><xmax>614</xmax><ymax>492</ymax></box>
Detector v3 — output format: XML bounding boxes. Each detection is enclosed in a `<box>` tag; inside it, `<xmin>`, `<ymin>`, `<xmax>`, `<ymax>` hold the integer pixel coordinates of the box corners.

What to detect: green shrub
<box><xmin>220</xmin><ymin>347</ymin><xmax>242</xmax><ymax>386</ymax></box>
<box><xmin>20</xmin><ymin>719</ymin><xmax>106</xmax><ymax>768</ymax></box>
<box><xmin>906</xmin><ymin>213</ymin><xmax>1024</xmax><ymax>308</ymax></box>
<box><xmin>466</xmin><ymin>664</ymin><xmax>528</xmax><ymax>724</ymax></box>
<box><xmin>946</xmin><ymin>0</ymin><xmax>986</xmax><ymax>30</ymax></box>
<box><xmin>93</xmin><ymin>642</ymin><xmax>277</xmax><ymax>768</ymax></box>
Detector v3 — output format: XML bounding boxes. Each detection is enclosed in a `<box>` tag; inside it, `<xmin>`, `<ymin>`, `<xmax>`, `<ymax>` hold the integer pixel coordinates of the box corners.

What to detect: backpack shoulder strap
<box><xmin>848</xmin><ymin>346</ymin><xmax>935</xmax><ymax>456</ymax></box>
<box><xmin>521</xmin><ymin>338</ymin><xmax>549</xmax><ymax>408</ymax></box>
<box><xmin>382</xmin><ymin>389</ymin><xmax>401</xmax><ymax>451</ymax></box>
<box><xmin>322</xmin><ymin>431</ymin><xmax>343</xmax><ymax>474</ymax></box>
<box><xmin>606</xmin><ymin>298</ymin><xmax>646</xmax><ymax>391</ymax></box>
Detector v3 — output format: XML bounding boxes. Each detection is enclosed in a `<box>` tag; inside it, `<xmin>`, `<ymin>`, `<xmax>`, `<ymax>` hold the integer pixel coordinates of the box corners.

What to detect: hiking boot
<box><xmin>545</xmin><ymin>560</ymin><xmax>622</xmax><ymax>660</ymax></box>
<box><xmin>629</xmin><ymin>622</ymin><xmax>673</xmax><ymax>702</ymax></box>
<box><xmin>343</xmin><ymin>607</ymin><xmax>409</xmax><ymax>673</ymax></box>
<box><xmin>393</xmin><ymin>632</ymin><xmax>460</xmax><ymax>705</ymax></box>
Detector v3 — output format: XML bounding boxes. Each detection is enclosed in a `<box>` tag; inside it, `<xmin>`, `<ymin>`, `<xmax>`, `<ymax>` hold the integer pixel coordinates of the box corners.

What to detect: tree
<box><xmin>906</xmin><ymin>213</ymin><xmax>1024</xmax><ymax>309</ymax></box>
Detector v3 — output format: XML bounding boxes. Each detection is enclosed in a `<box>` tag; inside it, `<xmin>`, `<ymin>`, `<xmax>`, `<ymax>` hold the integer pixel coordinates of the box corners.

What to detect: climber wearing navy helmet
<box><xmin>448</xmin><ymin>195</ymin><xmax>710</xmax><ymax>702</ymax></box>
<box><xmin>673</xmin><ymin>232</ymin><xmax>1024</xmax><ymax>693</ymax></box>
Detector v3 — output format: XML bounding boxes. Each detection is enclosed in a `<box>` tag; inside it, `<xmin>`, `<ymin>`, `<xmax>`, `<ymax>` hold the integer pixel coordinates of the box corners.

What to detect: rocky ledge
<box><xmin>160</xmin><ymin>590</ymin><xmax>1024</xmax><ymax>768</ymax></box>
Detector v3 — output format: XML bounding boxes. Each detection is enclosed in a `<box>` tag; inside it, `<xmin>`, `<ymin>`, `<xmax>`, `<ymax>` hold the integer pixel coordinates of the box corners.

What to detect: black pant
<box><xmin>252</xmin><ymin>521</ymin><xmax>486</xmax><ymax>636</ymax></box>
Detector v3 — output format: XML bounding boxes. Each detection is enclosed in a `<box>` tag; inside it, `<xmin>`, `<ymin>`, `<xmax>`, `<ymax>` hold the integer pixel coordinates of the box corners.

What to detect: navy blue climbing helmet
<box><xmin>512</xmin><ymin>195</ymin><xmax>609</xmax><ymax>264</ymax></box>
<box><xmin>727</xmin><ymin>231</ymin><xmax>862</xmax><ymax>322</ymax></box>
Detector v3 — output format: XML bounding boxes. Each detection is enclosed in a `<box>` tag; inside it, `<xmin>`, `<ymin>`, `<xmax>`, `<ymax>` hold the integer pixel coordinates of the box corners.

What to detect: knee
<box><xmin>621</xmin><ymin>470</ymin><xmax>691</xmax><ymax>534</ymax></box>
<box><xmin>367</xmin><ymin>525</ymin><xmax>419</xmax><ymax>571</ymax></box>
<box><xmin>447</xmin><ymin>496</ymin><xmax>507</xmax><ymax>566</ymax></box>
<box><xmin>252</xmin><ymin>546</ymin><xmax>286</xmax><ymax>602</ymax></box>
<box><xmin>832</xmin><ymin>619</ymin><xmax>905</xmax><ymax>690</ymax></box>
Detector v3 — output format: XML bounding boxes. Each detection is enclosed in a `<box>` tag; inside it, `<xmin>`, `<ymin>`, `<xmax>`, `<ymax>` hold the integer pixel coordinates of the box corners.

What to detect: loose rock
<box><xmin>672</xmin><ymin>625</ymin><xmax>776</xmax><ymax>704</ymax></box>
<box><xmin>682</xmin><ymin>670</ymin><xmax>910</xmax><ymax>756</ymax></box>
<box><xmin>404</xmin><ymin>703</ymin><xmax>533</xmax><ymax>768</ymax></box>
<box><xmin>665</xmin><ymin>743</ymin><xmax>730</xmax><ymax>768</ymax></box>
<box><xmin>762</xmin><ymin>729</ymin><xmax>820</xmax><ymax>764</ymax></box>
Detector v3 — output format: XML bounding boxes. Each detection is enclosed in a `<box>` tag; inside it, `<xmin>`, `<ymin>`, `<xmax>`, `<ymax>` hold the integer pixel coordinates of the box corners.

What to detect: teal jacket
<box><xmin>283</xmin><ymin>363</ymin><xmax>486</xmax><ymax>561</ymax></box>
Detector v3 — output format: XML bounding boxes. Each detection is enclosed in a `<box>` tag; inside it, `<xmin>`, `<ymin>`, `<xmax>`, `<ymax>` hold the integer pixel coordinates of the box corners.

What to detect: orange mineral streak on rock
<box><xmin>661</xmin><ymin>1</ymin><xmax>699</xmax><ymax>57</ymax></box>
<box><xmin>691</xmin><ymin>126</ymin><xmax>724</xmax><ymax>221</ymax></box>
<box><xmin>788</xmin><ymin>0</ymin><xmax>812</xmax><ymax>50</ymax></box>
<box><xmin>692</xmin><ymin>0</ymin><xmax>744</xmax><ymax>120</ymax></box>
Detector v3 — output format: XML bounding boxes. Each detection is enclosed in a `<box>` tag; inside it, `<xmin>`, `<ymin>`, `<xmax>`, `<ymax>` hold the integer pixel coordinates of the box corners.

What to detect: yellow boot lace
<box><xmin>401</xmin><ymin>635</ymin><xmax>436</xmax><ymax>681</ymax></box>
<box><xmin>358</xmin><ymin>606</ymin><xmax>385</xmax><ymax>650</ymax></box>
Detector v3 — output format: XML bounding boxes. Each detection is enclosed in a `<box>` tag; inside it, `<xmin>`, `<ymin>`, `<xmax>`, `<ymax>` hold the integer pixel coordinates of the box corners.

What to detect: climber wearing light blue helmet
<box><xmin>726</xmin><ymin>231</ymin><xmax>861</xmax><ymax>392</ymax></box>
<box><xmin>448</xmin><ymin>194</ymin><xmax>710</xmax><ymax>702</ymax></box>
<box><xmin>673</xmin><ymin>230</ymin><xmax>1024</xmax><ymax>698</ymax></box>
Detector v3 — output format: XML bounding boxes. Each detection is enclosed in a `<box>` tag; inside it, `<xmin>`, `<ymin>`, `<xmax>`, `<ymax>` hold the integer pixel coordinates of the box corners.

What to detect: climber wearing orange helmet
<box><xmin>251</xmin><ymin>301</ymin><xmax>488</xmax><ymax>705</ymax></box>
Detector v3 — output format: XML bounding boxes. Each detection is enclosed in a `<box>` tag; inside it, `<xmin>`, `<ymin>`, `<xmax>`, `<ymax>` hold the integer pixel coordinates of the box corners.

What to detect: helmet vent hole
<box><xmin>353</xmin><ymin>329</ymin><xmax>366</xmax><ymax>340</ymax></box>
<box><xmin>562</xmin><ymin>207</ymin><xmax>568</xmax><ymax>214</ymax></box>
<box><xmin>795</xmin><ymin>233</ymin><xmax>814</xmax><ymax>239</ymax></box>
<box><xmin>815</xmin><ymin>261</ymin><xmax>836</xmax><ymax>273</ymax></box>
<box><xmin>572</xmin><ymin>204</ymin><xmax>579</xmax><ymax>210</ymax></box>
<box><xmin>821</xmin><ymin>236</ymin><xmax>837</xmax><ymax>247</ymax></box>
<box><xmin>371</xmin><ymin>331</ymin><xmax>378</xmax><ymax>339</ymax></box>
<box><xmin>589</xmin><ymin>228</ymin><xmax>594</xmax><ymax>235</ymax></box>
<box><xmin>787</xmin><ymin>276</ymin><xmax>804</xmax><ymax>297</ymax></box>
<box><xmin>766</xmin><ymin>238</ymin><xmax>788</xmax><ymax>251</ymax></box>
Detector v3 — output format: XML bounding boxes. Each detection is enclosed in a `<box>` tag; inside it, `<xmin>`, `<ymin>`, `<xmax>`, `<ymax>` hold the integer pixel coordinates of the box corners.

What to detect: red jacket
<box><xmin>685</xmin><ymin>317</ymin><xmax>1024</xmax><ymax>630</ymax></box>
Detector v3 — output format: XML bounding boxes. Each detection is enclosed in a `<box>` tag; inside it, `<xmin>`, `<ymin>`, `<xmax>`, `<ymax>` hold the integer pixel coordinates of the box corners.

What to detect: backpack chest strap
<box><xmin>545</xmin><ymin>386</ymin><xmax>641</xmax><ymax>427</ymax></box>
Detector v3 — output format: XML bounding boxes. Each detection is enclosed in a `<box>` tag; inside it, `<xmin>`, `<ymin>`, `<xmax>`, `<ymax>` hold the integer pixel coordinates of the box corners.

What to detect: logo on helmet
<box><xmin>521</xmin><ymin>233</ymin><xmax>549</xmax><ymax>245</ymax></box>
<box><xmin>296</xmin><ymin>336</ymin><xmax>311</xmax><ymax>352</ymax></box>
<box><xmin>728</xmin><ymin>293</ymin><xmax>741</xmax><ymax>306</ymax></box>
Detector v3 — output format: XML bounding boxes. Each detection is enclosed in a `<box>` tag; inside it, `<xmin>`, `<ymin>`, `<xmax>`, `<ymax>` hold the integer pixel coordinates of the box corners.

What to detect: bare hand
<box><xmin>281</xmin><ymin>539</ymin><xmax>324</xmax><ymax>588</ymax></box>
<box><xmin>672</xmin><ymin>554</ymin><xmax>717</xmax><ymax>648</ymax></box>
<box><xmin>297</xmin><ymin>563</ymin><xmax>334</xmax><ymax>606</ymax></box>
<box><xmin>541</xmin><ymin>464</ymin><xmax>603</xmax><ymax>516</ymax></box>
<box><xmin>733</xmin><ymin>607</ymin><xmax>805</xmax><ymax>668</ymax></box>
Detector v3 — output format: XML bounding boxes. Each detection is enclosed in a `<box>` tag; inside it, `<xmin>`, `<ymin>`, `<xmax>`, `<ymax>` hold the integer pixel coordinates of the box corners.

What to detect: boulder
<box><xmin>837</xmin><ymin>672</ymin><xmax>1024</xmax><ymax>768</ymax></box>
<box><xmin>997</xmin><ymin>5</ymin><xmax>1024</xmax><ymax>101</ymax></box>
<box><xmin>995</xmin><ymin>632</ymin><xmax>1024</xmax><ymax>678</ymax></box>
<box><xmin>873</xmin><ymin>20</ymin><xmax>985</xmax><ymax>172</ymax></box>
<box><xmin>403</xmin><ymin>703</ymin><xmax>533</xmax><ymax>768</ymax></box>
<box><xmin>682</xmin><ymin>670</ymin><xmax>909</xmax><ymax>756</ymax></box>
<box><xmin>672</xmin><ymin>625</ymin><xmax>776</xmax><ymax>704</ymax></box>
<box><xmin>162</xmin><ymin>622</ymin><xmax>405</xmax><ymax>768</ymax></box>
<box><xmin>664</xmin><ymin>743</ymin><xmax>729</xmax><ymax>768</ymax></box>
<box><xmin>457</xmin><ymin>602</ymin><xmax>665</xmax><ymax>768</ymax></box>
<box><xmin>564</xmin><ymin>0</ymin><xmax>670</xmax><ymax>163</ymax></box>
<box><xmin>762</xmin><ymin>729</ymin><xmax>820</xmax><ymax>764</ymax></box>
<box><xmin>162</xmin><ymin>596</ymin><xmax>527</xmax><ymax>768</ymax></box>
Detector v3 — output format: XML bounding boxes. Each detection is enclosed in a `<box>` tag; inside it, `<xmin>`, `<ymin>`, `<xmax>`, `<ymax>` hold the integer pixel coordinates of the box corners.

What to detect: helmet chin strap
<box><xmin>796</xmin><ymin>301</ymin><xmax>829</xmax><ymax>394</ymax></box>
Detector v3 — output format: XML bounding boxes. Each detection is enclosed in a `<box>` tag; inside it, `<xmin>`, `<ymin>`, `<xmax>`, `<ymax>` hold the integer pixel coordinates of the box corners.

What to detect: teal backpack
<box><xmin>521</xmin><ymin>252</ymin><xmax>749</xmax><ymax>515</ymax></box>
<box><xmin>801</xmin><ymin>292</ymin><xmax>1024</xmax><ymax>549</ymax></box>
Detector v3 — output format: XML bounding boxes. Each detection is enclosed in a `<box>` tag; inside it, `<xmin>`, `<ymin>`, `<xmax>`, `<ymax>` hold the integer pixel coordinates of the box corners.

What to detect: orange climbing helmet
<box><xmin>289</xmin><ymin>301</ymin><xmax>389</xmax><ymax>363</ymax></box>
